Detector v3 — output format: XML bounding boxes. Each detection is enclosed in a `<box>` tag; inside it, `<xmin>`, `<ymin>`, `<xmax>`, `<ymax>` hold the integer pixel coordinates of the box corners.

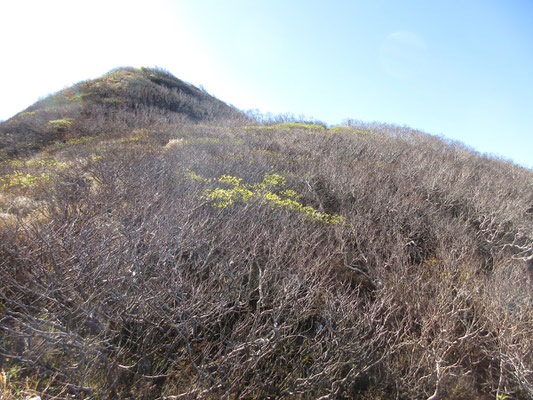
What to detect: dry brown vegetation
<box><xmin>1</xmin><ymin>69</ymin><xmax>532</xmax><ymax>399</ymax></box>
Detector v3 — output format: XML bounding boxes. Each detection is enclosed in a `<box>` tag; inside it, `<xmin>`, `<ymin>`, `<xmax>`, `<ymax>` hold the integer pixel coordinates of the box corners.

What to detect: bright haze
<box><xmin>1</xmin><ymin>0</ymin><xmax>532</xmax><ymax>168</ymax></box>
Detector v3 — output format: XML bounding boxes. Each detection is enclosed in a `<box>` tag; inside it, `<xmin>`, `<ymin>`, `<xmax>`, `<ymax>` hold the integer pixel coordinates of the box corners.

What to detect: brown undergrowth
<box><xmin>1</xmin><ymin>76</ymin><xmax>532</xmax><ymax>399</ymax></box>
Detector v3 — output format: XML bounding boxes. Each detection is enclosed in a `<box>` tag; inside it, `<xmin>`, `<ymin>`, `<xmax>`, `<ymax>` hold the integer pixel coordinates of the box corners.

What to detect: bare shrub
<box><xmin>1</xmin><ymin>118</ymin><xmax>532</xmax><ymax>399</ymax></box>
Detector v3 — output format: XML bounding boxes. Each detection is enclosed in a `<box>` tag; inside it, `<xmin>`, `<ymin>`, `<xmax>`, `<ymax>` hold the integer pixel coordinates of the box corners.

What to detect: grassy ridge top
<box><xmin>0</xmin><ymin>70</ymin><xmax>532</xmax><ymax>399</ymax></box>
<box><xmin>0</xmin><ymin>67</ymin><xmax>247</xmax><ymax>158</ymax></box>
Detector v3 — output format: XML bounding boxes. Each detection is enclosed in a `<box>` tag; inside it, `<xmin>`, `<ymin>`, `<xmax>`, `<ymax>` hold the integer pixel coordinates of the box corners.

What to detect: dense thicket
<box><xmin>0</xmin><ymin>70</ymin><xmax>532</xmax><ymax>399</ymax></box>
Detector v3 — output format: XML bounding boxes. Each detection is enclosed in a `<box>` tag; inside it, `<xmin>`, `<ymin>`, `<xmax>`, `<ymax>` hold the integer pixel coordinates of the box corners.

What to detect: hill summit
<box><xmin>0</xmin><ymin>67</ymin><xmax>246</xmax><ymax>157</ymax></box>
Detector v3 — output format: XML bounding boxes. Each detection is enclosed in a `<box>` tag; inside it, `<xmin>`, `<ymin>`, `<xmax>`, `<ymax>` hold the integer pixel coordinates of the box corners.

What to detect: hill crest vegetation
<box><xmin>0</xmin><ymin>68</ymin><xmax>532</xmax><ymax>399</ymax></box>
<box><xmin>0</xmin><ymin>67</ymin><xmax>247</xmax><ymax>158</ymax></box>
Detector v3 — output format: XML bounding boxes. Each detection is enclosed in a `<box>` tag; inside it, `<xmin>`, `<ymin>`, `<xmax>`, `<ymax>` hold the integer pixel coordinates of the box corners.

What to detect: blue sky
<box><xmin>1</xmin><ymin>0</ymin><xmax>532</xmax><ymax>168</ymax></box>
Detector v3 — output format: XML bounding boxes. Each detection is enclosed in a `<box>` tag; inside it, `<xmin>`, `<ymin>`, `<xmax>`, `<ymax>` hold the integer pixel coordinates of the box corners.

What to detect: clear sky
<box><xmin>1</xmin><ymin>0</ymin><xmax>532</xmax><ymax>168</ymax></box>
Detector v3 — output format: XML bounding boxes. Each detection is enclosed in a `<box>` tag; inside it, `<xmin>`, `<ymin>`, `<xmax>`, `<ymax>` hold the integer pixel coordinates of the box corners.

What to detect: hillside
<box><xmin>1</xmin><ymin>69</ymin><xmax>532</xmax><ymax>399</ymax></box>
<box><xmin>0</xmin><ymin>67</ymin><xmax>247</xmax><ymax>158</ymax></box>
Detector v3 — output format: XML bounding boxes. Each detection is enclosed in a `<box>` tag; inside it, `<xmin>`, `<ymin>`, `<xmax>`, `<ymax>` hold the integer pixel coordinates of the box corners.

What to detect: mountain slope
<box><xmin>0</xmin><ymin>67</ymin><xmax>247</xmax><ymax>157</ymax></box>
<box><xmin>0</xmin><ymin>70</ymin><xmax>532</xmax><ymax>399</ymax></box>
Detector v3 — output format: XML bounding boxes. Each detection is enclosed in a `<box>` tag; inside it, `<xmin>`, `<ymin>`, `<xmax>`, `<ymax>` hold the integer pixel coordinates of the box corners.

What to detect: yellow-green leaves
<box><xmin>0</xmin><ymin>158</ymin><xmax>68</xmax><ymax>191</ymax></box>
<box><xmin>48</xmin><ymin>118</ymin><xmax>74</xmax><ymax>131</ymax></box>
<box><xmin>242</xmin><ymin>123</ymin><xmax>326</xmax><ymax>133</ymax></box>
<box><xmin>120</xmin><ymin>136</ymin><xmax>143</xmax><ymax>143</ymax></box>
<box><xmin>218</xmin><ymin>174</ymin><xmax>243</xmax><ymax>186</ymax></box>
<box><xmin>55</xmin><ymin>136</ymin><xmax>94</xmax><ymax>147</ymax></box>
<box><xmin>0</xmin><ymin>170</ymin><xmax>50</xmax><ymax>190</ymax></box>
<box><xmin>184</xmin><ymin>170</ymin><xmax>208</xmax><ymax>182</ymax></box>
<box><xmin>184</xmin><ymin>171</ymin><xmax>345</xmax><ymax>224</ymax></box>
<box><xmin>262</xmin><ymin>173</ymin><xmax>285</xmax><ymax>187</ymax></box>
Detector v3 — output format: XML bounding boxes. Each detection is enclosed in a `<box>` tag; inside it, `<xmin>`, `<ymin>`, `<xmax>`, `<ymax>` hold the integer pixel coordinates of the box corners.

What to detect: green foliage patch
<box><xmin>54</xmin><ymin>136</ymin><xmax>95</xmax><ymax>147</ymax></box>
<box><xmin>0</xmin><ymin>170</ymin><xmax>50</xmax><ymax>190</ymax></box>
<box><xmin>243</xmin><ymin>122</ymin><xmax>326</xmax><ymax>133</ymax></box>
<box><xmin>0</xmin><ymin>157</ymin><xmax>67</xmax><ymax>191</ymax></box>
<box><xmin>328</xmin><ymin>126</ymin><xmax>371</xmax><ymax>135</ymax></box>
<box><xmin>47</xmin><ymin>118</ymin><xmax>74</xmax><ymax>131</ymax></box>
<box><xmin>186</xmin><ymin>171</ymin><xmax>346</xmax><ymax>224</ymax></box>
